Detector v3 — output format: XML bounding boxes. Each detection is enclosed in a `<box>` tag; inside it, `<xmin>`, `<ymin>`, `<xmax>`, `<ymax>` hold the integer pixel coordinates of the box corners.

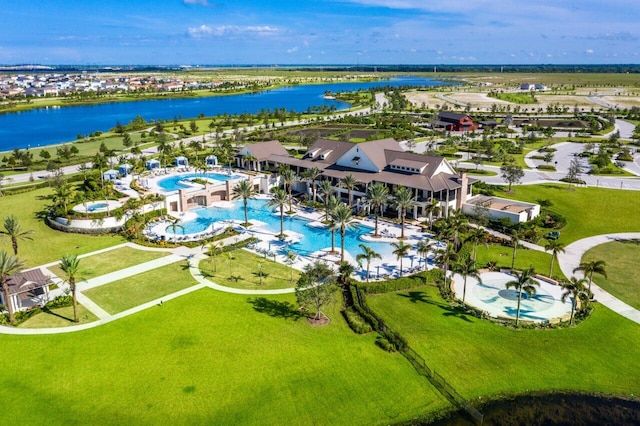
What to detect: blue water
<box><xmin>170</xmin><ymin>198</ymin><xmax>396</xmax><ymax>259</ymax></box>
<box><xmin>157</xmin><ymin>172</ymin><xmax>237</xmax><ymax>191</ymax></box>
<box><xmin>0</xmin><ymin>76</ymin><xmax>449</xmax><ymax>150</ymax></box>
<box><xmin>88</xmin><ymin>202</ymin><xmax>109</xmax><ymax>212</ymax></box>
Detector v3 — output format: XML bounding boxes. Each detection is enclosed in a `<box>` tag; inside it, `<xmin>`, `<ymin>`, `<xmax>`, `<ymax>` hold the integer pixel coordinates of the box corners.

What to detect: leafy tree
<box><xmin>365</xmin><ymin>182</ymin><xmax>389</xmax><ymax>237</ymax></box>
<box><xmin>573</xmin><ymin>259</ymin><xmax>607</xmax><ymax>294</ymax></box>
<box><xmin>0</xmin><ymin>250</ymin><xmax>23</xmax><ymax>324</ymax></box>
<box><xmin>285</xmin><ymin>250</ymin><xmax>297</xmax><ymax>282</ymax></box>
<box><xmin>59</xmin><ymin>254</ymin><xmax>81</xmax><ymax>322</ymax></box>
<box><xmin>510</xmin><ymin>228</ymin><xmax>525</xmax><ymax>270</ymax></box>
<box><xmin>301</xmin><ymin>166</ymin><xmax>321</xmax><ymax>203</ymax></box>
<box><xmin>566</xmin><ymin>157</ymin><xmax>583</xmax><ymax>183</ymax></box>
<box><xmin>341</xmin><ymin>173</ymin><xmax>359</xmax><ymax>206</ymax></box>
<box><xmin>465</xmin><ymin>227</ymin><xmax>488</xmax><ymax>261</ymax></box>
<box><xmin>356</xmin><ymin>244</ymin><xmax>381</xmax><ymax>283</ymax></box>
<box><xmin>500</xmin><ymin>157</ymin><xmax>524</xmax><ymax>192</ymax></box>
<box><xmin>280</xmin><ymin>167</ymin><xmax>296</xmax><ymax>212</ymax></box>
<box><xmin>167</xmin><ymin>218</ymin><xmax>184</xmax><ymax>236</ymax></box>
<box><xmin>423</xmin><ymin>198</ymin><xmax>440</xmax><ymax>231</ymax></box>
<box><xmin>205</xmin><ymin>242</ymin><xmax>223</xmax><ymax>273</ymax></box>
<box><xmin>295</xmin><ymin>261</ymin><xmax>336</xmax><ymax>321</ymax></box>
<box><xmin>505</xmin><ymin>266</ymin><xmax>539</xmax><ymax>326</ymax></box>
<box><xmin>232</xmin><ymin>180</ymin><xmax>256</xmax><ymax>226</ymax></box>
<box><xmin>561</xmin><ymin>276</ymin><xmax>589</xmax><ymax>325</ymax></box>
<box><xmin>415</xmin><ymin>239</ymin><xmax>431</xmax><ymax>277</ymax></box>
<box><xmin>318</xmin><ymin>180</ymin><xmax>334</xmax><ymax>217</ymax></box>
<box><xmin>0</xmin><ymin>215</ymin><xmax>34</xmax><ymax>256</ymax></box>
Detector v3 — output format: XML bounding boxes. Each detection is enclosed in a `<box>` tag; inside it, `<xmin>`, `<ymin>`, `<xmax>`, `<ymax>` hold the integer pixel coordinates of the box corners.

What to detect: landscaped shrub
<box><xmin>360</xmin><ymin>269</ymin><xmax>444</xmax><ymax>294</ymax></box>
<box><xmin>342</xmin><ymin>308</ymin><xmax>373</xmax><ymax>334</ymax></box>
<box><xmin>382</xmin><ymin>329</ymin><xmax>408</xmax><ymax>352</ymax></box>
<box><xmin>375</xmin><ymin>335</ymin><xmax>396</xmax><ymax>352</ymax></box>
<box><xmin>537</xmin><ymin>165</ymin><xmax>556</xmax><ymax>171</ymax></box>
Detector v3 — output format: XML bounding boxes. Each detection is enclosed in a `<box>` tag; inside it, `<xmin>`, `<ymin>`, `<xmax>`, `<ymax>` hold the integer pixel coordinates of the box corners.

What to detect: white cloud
<box><xmin>585</xmin><ymin>49</ymin><xmax>595</xmax><ymax>54</ymax></box>
<box><xmin>188</xmin><ymin>25</ymin><xmax>280</xmax><ymax>39</ymax></box>
<box><xmin>184</xmin><ymin>0</ymin><xmax>208</xmax><ymax>5</ymax></box>
<box><xmin>287</xmin><ymin>46</ymin><xmax>299</xmax><ymax>53</ymax></box>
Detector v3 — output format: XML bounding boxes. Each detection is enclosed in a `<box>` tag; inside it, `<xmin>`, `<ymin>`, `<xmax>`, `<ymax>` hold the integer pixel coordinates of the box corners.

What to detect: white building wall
<box><xmin>336</xmin><ymin>145</ymin><xmax>379</xmax><ymax>172</ymax></box>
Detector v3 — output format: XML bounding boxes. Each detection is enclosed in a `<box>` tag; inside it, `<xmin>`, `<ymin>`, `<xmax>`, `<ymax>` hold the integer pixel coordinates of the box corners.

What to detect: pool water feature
<box><xmin>72</xmin><ymin>200</ymin><xmax>123</xmax><ymax>214</ymax></box>
<box><xmin>157</xmin><ymin>173</ymin><xmax>237</xmax><ymax>192</ymax></box>
<box><xmin>169</xmin><ymin>199</ymin><xmax>398</xmax><ymax>259</ymax></box>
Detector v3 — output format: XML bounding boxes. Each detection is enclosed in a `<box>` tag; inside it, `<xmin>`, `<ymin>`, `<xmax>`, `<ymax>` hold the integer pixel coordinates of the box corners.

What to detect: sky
<box><xmin>1</xmin><ymin>0</ymin><xmax>639</xmax><ymax>65</ymax></box>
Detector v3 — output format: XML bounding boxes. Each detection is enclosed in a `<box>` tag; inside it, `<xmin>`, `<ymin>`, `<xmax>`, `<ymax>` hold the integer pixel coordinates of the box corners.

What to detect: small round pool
<box><xmin>156</xmin><ymin>173</ymin><xmax>238</xmax><ymax>191</ymax></box>
<box><xmin>452</xmin><ymin>271</ymin><xmax>573</xmax><ymax>323</ymax></box>
<box><xmin>72</xmin><ymin>200</ymin><xmax>123</xmax><ymax>214</ymax></box>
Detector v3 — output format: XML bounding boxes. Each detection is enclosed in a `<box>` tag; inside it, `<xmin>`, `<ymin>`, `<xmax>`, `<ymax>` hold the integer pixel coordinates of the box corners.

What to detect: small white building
<box><xmin>103</xmin><ymin>169</ymin><xmax>119</xmax><ymax>181</ymax></box>
<box><xmin>462</xmin><ymin>195</ymin><xmax>540</xmax><ymax>224</ymax></box>
<box><xmin>205</xmin><ymin>155</ymin><xmax>218</xmax><ymax>167</ymax></box>
<box><xmin>146</xmin><ymin>159</ymin><xmax>160</xmax><ymax>170</ymax></box>
<box><xmin>175</xmin><ymin>156</ymin><xmax>189</xmax><ymax>168</ymax></box>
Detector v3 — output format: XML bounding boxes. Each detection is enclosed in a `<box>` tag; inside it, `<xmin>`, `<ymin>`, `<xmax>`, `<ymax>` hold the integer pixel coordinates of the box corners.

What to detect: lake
<box><xmin>0</xmin><ymin>76</ymin><xmax>448</xmax><ymax>151</ymax></box>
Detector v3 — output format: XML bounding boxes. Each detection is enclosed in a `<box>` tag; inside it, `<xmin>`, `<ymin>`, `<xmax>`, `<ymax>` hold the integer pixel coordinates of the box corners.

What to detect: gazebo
<box><xmin>146</xmin><ymin>159</ymin><xmax>160</xmax><ymax>170</ymax></box>
<box><xmin>0</xmin><ymin>269</ymin><xmax>53</xmax><ymax>313</ymax></box>
<box><xmin>175</xmin><ymin>156</ymin><xmax>189</xmax><ymax>168</ymax></box>
<box><xmin>103</xmin><ymin>169</ymin><xmax>118</xmax><ymax>181</ymax></box>
<box><xmin>205</xmin><ymin>155</ymin><xmax>218</xmax><ymax>167</ymax></box>
<box><xmin>118</xmin><ymin>164</ymin><xmax>132</xmax><ymax>176</ymax></box>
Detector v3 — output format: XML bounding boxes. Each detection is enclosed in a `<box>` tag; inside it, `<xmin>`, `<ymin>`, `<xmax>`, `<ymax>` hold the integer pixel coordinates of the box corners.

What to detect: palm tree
<box><xmin>232</xmin><ymin>179</ymin><xmax>256</xmax><ymax>226</ymax></box>
<box><xmin>510</xmin><ymin>229</ymin><xmax>524</xmax><ymax>270</ymax></box>
<box><xmin>167</xmin><ymin>218</ymin><xmax>184</xmax><ymax>236</ymax></box>
<box><xmin>318</xmin><ymin>180</ymin><xmax>334</xmax><ymax>217</ymax></box>
<box><xmin>446</xmin><ymin>210</ymin><xmax>468</xmax><ymax>251</ymax></box>
<box><xmin>280</xmin><ymin>167</ymin><xmax>296</xmax><ymax>212</ymax></box>
<box><xmin>338</xmin><ymin>261</ymin><xmax>355</xmax><ymax>287</ymax></box>
<box><xmin>242</xmin><ymin>154</ymin><xmax>256</xmax><ymax>170</ymax></box>
<box><xmin>206</xmin><ymin>242</ymin><xmax>223</xmax><ymax>273</ymax></box>
<box><xmin>392</xmin><ymin>186</ymin><xmax>414</xmax><ymax>240</ymax></box>
<box><xmin>0</xmin><ymin>250</ymin><xmax>23</xmax><ymax>324</ymax></box>
<box><xmin>415</xmin><ymin>240</ymin><xmax>431</xmax><ymax>273</ymax></box>
<box><xmin>573</xmin><ymin>259</ymin><xmax>607</xmax><ymax>295</ymax></box>
<box><xmin>465</xmin><ymin>227</ymin><xmax>488</xmax><ymax>261</ymax></box>
<box><xmin>324</xmin><ymin>195</ymin><xmax>340</xmax><ymax>255</ymax></box>
<box><xmin>1</xmin><ymin>215</ymin><xmax>34</xmax><ymax>256</ymax></box>
<box><xmin>301</xmin><ymin>166</ymin><xmax>321</xmax><ymax>203</ymax></box>
<box><xmin>544</xmin><ymin>239</ymin><xmax>566</xmax><ymax>278</ymax></box>
<box><xmin>285</xmin><ymin>250</ymin><xmax>297</xmax><ymax>282</ymax></box>
<box><xmin>341</xmin><ymin>173</ymin><xmax>359</xmax><ymax>206</ymax></box>
<box><xmin>435</xmin><ymin>242</ymin><xmax>457</xmax><ymax>292</ymax></box>
<box><xmin>391</xmin><ymin>240</ymin><xmax>411</xmax><ymax>277</ymax></box>
<box><xmin>561</xmin><ymin>276</ymin><xmax>589</xmax><ymax>325</ymax></box>
<box><xmin>452</xmin><ymin>258</ymin><xmax>481</xmax><ymax>303</ymax></box>
<box><xmin>267</xmin><ymin>188</ymin><xmax>288</xmax><ymax>237</ymax></box>
<box><xmin>59</xmin><ymin>254</ymin><xmax>81</xmax><ymax>322</ymax></box>
<box><xmin>356</xmin><ymin>244</ymin><xmax>381</xmax><ymax>283</ymax></box>
<box><xmin>365</xmin><ymin>182</ymin><xmax>389</xmax><ymax>237</ymax></box>
<box><xmin>424</xmin><ymin>198</ymin><xmax>440</xmax><ymax>231</ymax></box>
<box><xmin>332</xmin><ymin>203</ymin><xmax>355</xmax><ymax>263</ymax></box>
<box><xmin>53</xmin><ymin>183</ymin><xmax>73</xmax><ymax>216</ymax></box>
<box><xmin>505</xmin><ymin>267</ymin><xmax>539</xmax><ymax>326</ymax></box>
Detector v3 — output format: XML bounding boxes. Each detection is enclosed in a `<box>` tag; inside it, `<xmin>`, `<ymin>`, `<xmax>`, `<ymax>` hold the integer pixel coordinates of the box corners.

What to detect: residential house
<box><xmin>436</xmin><ymin>112</ymin><xmax>478</xmax><ymax>132</ymax></box>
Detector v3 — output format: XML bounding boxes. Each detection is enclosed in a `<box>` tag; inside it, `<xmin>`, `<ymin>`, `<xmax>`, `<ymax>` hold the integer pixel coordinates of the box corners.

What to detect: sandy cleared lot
<box><xmin>600</xmin><ymin>96</ymin><xmax>640</xmax><ymax>108</ymax></box>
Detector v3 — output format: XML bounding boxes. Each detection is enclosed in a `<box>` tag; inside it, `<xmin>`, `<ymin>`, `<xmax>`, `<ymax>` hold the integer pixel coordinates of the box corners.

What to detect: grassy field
<box><xmin>583</xmin><ymin>241</ymin><xmax>640</xmax><ymax>310</ymax></box>
<box><xmin>368</xmin><ymin>285</ymin><xmax>640</xmax><ymax>401</ymax></box>
<box><xmin>18</xmin><ymin>305</ymin><xmax>98</xmax><ymax>328</ymax></box>
<box><xmin>48</xmin><ymin>246</ymin><xmax>169</xmax><ymax>281</ymax></box>
<box><xmin>474</xmin><ymin>245</ymin><xmax>559</xmax><ymax>278</ymax></box>
<box><xmin>0</xmin><ymin>188</ymin><xmax>125</xmax><ymax>267</ymax></box>
<box><xmin>503</xmin><ymin>184</ymin><xmax>640</xmax><ymax>243</ymax></box>
<box><xmin>83</xmin><ymin>263</ymin><xmax>196</xmax><ymax>314</ymax></box>
<box><xmin>489</xmin><ymin>92</ymin><xmax>537</xmax><ymax>104</ymax></box>
<box><xmin>0</xmin><ymin>289</ymin><xmax>447</xmax><ymax>424</ymax></box>
<box><xmin>200</xmin><ymin>249</ymin><xmax>300</xmax><ymax>290</ymax></box>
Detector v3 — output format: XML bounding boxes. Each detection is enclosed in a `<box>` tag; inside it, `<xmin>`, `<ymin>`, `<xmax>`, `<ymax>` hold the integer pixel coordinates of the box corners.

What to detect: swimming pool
<box><xmin>157</xmin><ymin>173</ymin><xmax>238</xmax><ymax>191</ymax></box>
<box><xmin>170</xmin><ymin>198</ymin><xmax>396</xmax><ymax>258</ymax></box>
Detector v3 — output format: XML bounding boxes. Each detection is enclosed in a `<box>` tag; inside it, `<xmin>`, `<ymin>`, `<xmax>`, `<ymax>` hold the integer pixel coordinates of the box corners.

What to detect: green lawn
<box><xmin>474</xmin><ymin>244</ymin><xmax>560</xmax><ymax>279</ymax></box>
<box><xmin>83</xmin><ymin>263</ymin><xmax>196</xmax><ymax>314</ymax></box>
<box><xmin>583</xmin><ymin>241</ymin><xmax>640</xmax><ymax>309</ymax></box>
<box><xmin>0</xmin><ymin>289</ymin><xmax>447</xmax><ymax>424</ymax></box>
<box><xmin>200</xmin><ymin>249</ymin><xmax>299</xmax><ymax>290</ymax></box>
<box><xmin>18</xmin><ymin>304</ymin><xmax>98</xmax><ymax>328</ymax></box>
<box><xmin>368</xmin><ymin>285</ymin><xmax>640</xmax><ymax>401</ymax></box>
<box><xmin>0</xmin><ymin>188</ymin><xmax>125</xmax><ymax>267</ymax></box>
<box><xmin>503</xmin><ymin>184</ymin><xmax>640</xmax><ymax>243</ymax></box>
<box><xmin>48</xmin><ymin>246</ymin><xmax>169</xmax><ymax>281</ymax></box>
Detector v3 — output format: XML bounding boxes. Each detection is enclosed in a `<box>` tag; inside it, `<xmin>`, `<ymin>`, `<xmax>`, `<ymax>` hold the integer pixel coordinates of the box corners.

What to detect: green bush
<box><xmin>342</xmin><ymin>308</ymin><xmax>373</xmax><ymax>334</ymax></box>
<box><xmin>361</xmin><ymin>269</ymin><xmax>444</xmax><ymax>294</ymax></box>
<box><xmin>375</xmin><ymin>335</ymin><xmax>396</xmax><ymax>352</ymax></box>
<box><xmin>382</xmin><ymin>329</ymin><xmax>408</xmax><ymax>352</ymax></box>
<box><xmin>537</xmin><ymin>165</ymin><xmax>557</xmax><ymax>171</ymax></box>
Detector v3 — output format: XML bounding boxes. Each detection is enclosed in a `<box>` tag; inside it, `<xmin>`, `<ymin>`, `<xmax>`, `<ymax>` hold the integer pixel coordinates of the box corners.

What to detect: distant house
<box><xmin>436</xmin><ymin>112</ymin><xmax>478</xmax><ymax>132</ymax></box>
<box><xmin>462</xmin><ymin>195</ymin><xmax>540</xmax><ymax>224</ymax></box>
<box><xmin>0</xmin><ymin>269</ymin><xmax>53</xmax><ymax>313</ymax></box>
<box><xmin>520</xmin><ymin>83</ymin><xmax>547</xmax><ymax>91</ymax></box>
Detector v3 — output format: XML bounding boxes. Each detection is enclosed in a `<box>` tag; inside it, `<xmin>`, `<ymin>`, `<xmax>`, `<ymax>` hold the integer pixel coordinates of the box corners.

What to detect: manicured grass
<box><xmin>0</xmin><ymin>188</ymin><xmax>125</xmax><ymax>267</ymax></box>
<box><xmin>200</xmin><ymin>249</ymin><xmax>299</xmax><ymax>290</ymax></box>
<box><xmin>583</xmin><ymin>241</ymin><xmax>640</xmax><ymax>309</ymax></box>
<box><xmin>368</xmin><ymin>285</ymin><xmax>640</xmax><ymax>401</ymax></box>
<box><xmin>18</xmin><ymin>304</ymin><xmax>98</xmax><ymax>328</ymax></box>
<box><xmin>489</xmin><ymin>92</ymin><xmax>537</xmax><ymax>104</ymax></box>
<box><xmin>474</xmin><ymin>244</ymin><xmax>560</xmax><ymax>279</ymax></box>
<box><xmin>503</xmin><ymin>184</ymin><xmax>640</xmax><ymax>243</ymax></box>
<box><xmin>83</xmin><ymin>263</ymin><xmax>196</xmax><ymax>314</ymax></box>
<box><xmin>0</xmin><ymin>289</ymin><xmax>446</xmax><ymax>424</ymax></box>
<box><xmin>48</xmin><ymin>246</ymin><xmax>169</xmax><ymax>281</ymax></box>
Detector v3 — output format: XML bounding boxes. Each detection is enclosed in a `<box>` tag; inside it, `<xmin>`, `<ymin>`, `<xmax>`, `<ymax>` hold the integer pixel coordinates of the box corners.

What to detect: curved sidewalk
<box><xmin>557</xmin><ymin>232</ymin><xmax>640</xmax><ymax>325</ymax></box>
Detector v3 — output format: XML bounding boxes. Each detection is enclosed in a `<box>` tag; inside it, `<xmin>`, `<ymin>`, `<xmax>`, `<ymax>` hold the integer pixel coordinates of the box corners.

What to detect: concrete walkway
<box><xmin>557</xmin><ymin>233</ymin><xmax>640</xmax><ymax>325</ymax></box>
